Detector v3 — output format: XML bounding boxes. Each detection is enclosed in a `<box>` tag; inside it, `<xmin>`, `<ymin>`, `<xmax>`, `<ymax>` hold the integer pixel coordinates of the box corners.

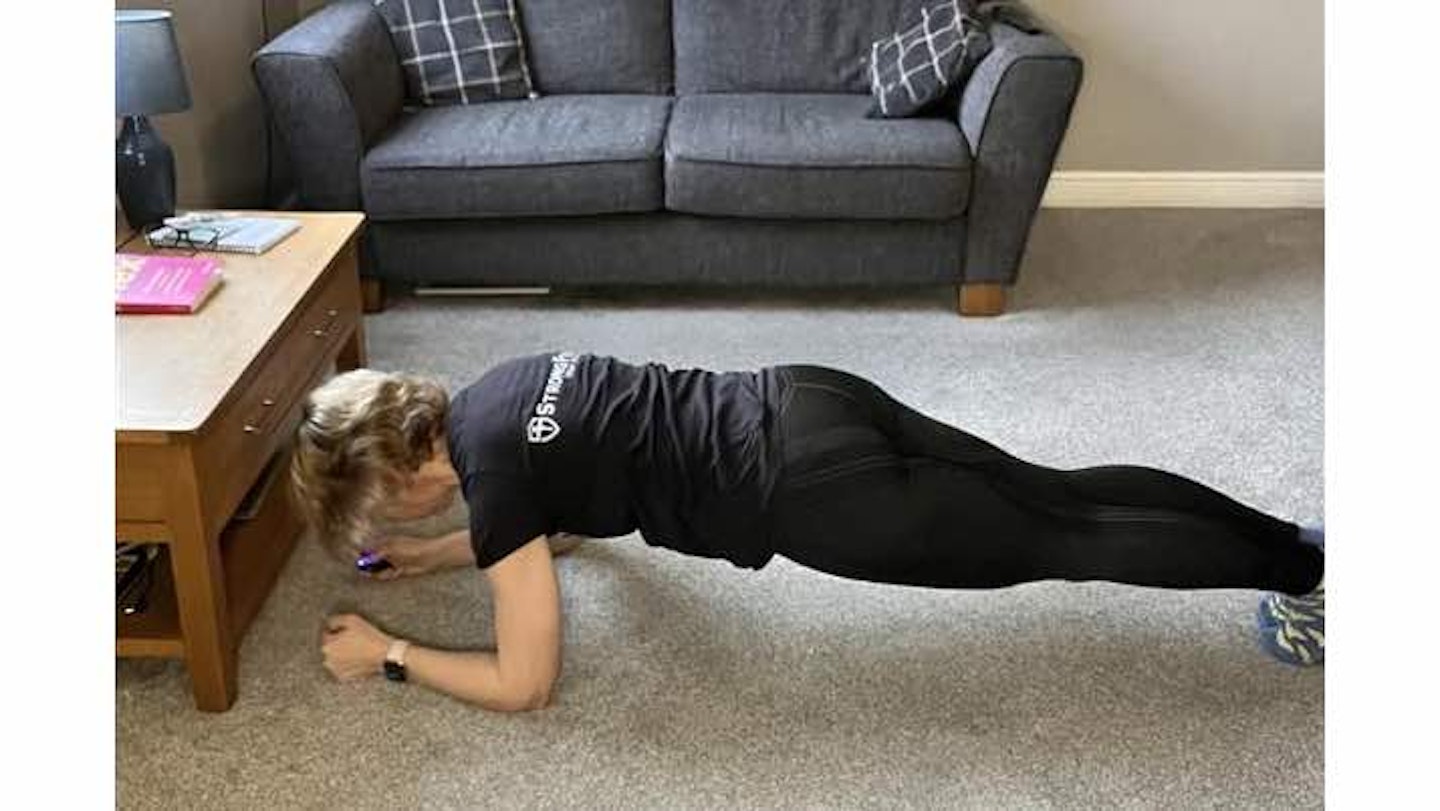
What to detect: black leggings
<box><xmin>768</xmin><ymin>366</ymin><xmax>1323</xmax><ymax>595</ymax></box>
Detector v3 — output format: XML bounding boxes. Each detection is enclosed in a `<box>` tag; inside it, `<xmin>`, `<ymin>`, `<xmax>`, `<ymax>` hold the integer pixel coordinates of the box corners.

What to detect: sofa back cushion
<box><xmin>674</xmin><ymin>0</ymin><xmax>940</xmax><ymax>94</ymax></box>
<box><xmin>519</xmin><ymin>0</ymin><xmax>672</xmax><ymax>93</ymax></box>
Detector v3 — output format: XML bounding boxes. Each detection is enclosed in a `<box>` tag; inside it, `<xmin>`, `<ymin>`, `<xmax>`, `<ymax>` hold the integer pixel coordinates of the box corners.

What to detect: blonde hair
<box><xmin>290</xmin><ymin>369</ymin><xmax>449</xmax><ymax>556</ymax></box>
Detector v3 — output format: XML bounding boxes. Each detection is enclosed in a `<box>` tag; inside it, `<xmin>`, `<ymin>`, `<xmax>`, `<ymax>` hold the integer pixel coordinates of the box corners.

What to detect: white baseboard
<box><xmin>1041</xmin><ymin>171</ymin><xmax>1324</xmax><ymax>209</ymax></box>
<box><xmin>414</xmin><ymin>286</ymin><xmax>552</xmax><ymax>296</ymax></box>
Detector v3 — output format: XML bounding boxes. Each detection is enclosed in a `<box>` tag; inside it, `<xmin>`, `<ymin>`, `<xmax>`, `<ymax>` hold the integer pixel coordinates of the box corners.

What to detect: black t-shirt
<box><xmin>446</xmin><ymin>353</ymin><xmax>785</xmax><ymax>570</ymax></box>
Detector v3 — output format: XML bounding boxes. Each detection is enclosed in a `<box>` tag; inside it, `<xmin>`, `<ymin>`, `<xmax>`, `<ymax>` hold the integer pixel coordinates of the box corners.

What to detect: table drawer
<box><xmin>233</xmin><ymin>266</ymin><xmax>357</xmax><ymax>438</ymax></box>
<box><xmin>197</xmin><ymin>257</ymin><xmax>360</xmax><ymax>532</ymax></box>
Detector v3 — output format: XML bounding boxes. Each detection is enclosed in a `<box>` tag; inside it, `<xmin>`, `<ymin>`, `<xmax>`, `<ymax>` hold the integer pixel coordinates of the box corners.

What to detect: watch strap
<box><xmin>383</xmin><ymin>638</ymin><xmax>410</xmax><ymax>682</ymax></box>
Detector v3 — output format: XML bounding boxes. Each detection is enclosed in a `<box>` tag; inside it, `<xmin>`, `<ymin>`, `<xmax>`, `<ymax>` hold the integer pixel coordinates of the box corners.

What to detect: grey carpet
<box><xmin>118</xmin><ymin>209</ymin><xmax>1324</xmax><ymax>810</ymax></box>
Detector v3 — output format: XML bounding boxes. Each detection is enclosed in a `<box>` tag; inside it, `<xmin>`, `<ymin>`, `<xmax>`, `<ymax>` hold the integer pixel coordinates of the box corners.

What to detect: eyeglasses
<box><xmin>144</xmin><ymin>222</ymin><xmax>223</xmax><ymax>256</ymax></box>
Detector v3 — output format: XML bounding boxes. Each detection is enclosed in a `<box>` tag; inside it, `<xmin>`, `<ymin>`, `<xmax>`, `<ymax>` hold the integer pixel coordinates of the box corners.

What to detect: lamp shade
<box><xmin>115</xmin><ymin>10</ymin><xmax>191</xmax><ymax>117</ymax></box>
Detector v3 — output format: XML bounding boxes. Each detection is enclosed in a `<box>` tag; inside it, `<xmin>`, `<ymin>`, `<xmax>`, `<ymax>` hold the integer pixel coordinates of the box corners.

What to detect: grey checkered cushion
<box><xmin>867</xmin><ymin>0</ymin><xmax>992</xmax><ymax>119</ymax></box>
<box><xmin>373</xmin><ymin>0</ymin><xmax>536</xmax><ymax>106</ymax></box>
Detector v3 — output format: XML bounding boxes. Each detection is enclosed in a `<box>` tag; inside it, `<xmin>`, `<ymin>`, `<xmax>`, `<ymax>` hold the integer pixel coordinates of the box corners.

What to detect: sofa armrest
<box><xmin>252</xmin><ymin>0</ymin><xmax>404</xmax><ymax>210</ymax></box>
<box><xmin>959</xmin><ymin>18</ymin><xmax>1083</xmax><ymax>283</ymax></box>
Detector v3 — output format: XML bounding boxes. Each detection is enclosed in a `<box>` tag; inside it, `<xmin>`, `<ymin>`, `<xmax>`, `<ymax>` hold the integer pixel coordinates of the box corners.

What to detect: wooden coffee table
<box><xmin>116</xmin><ymin>211</ymin><xmax>366</xmax><ymax>711</ymax></box>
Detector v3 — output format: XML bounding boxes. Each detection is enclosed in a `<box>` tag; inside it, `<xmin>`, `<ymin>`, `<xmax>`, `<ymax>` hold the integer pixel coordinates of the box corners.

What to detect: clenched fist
<box><xmin>321</xmin><ymin>613</ymin><xmax>393</xmax><ymax>682</ymax></box>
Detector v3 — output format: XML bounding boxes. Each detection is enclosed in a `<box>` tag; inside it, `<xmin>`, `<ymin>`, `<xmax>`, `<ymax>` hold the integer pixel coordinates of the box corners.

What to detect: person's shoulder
<box><xmin>454</xmin><ymin>354</ymin><xmax>550</xmax><ymax>403</ymax></box>
<box><xmin>480</xmin><ymin>353</ymin><xmax>555</xmax><ymax>385</ymax></box>
<box><xmin>450</xmin><ymin>354</ymin><xmax>567</xmax><ymax>456</ymax></box>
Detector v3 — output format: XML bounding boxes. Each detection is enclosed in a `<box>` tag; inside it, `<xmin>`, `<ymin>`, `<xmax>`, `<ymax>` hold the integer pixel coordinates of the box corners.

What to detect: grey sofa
<box><xmin>253</xmin><ymin>0</ymin><xmax>1082</xmax><ymax>316</ymax></box>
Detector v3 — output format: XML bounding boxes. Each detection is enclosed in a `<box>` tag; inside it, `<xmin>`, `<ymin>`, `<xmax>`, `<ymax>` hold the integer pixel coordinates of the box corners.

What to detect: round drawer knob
<box><xmin>261</xmin><ymin>398</ymin><xmax>275</xmax><ymax>407</ymax></box>
<box><xmin>312</xmin><ymin>328</ymin><xmax>327</xmax><ymax>338</ymax></box>
<box><xmin>326</xmin><ymin>309</ymin><xmax>339</xmax><ymax>318</ymax></box>
<box><xmin>243</xmin><ymin>424</ymin><xmax>259</xmax><ymax>434</ymax></box>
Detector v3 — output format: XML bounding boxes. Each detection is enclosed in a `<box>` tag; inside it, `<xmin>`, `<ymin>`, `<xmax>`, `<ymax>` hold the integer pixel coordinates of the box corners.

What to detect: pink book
<box><xmin>115</xmin><ymin>253</ymin><xmax>224</xmax><ymax>314</ymax></box>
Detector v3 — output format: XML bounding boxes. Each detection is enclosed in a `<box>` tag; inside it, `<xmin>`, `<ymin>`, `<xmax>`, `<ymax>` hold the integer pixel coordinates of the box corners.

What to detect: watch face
<box><xmin>383</xmin><ymin>660</ymin><xmax>407</xmax><ymax>683</ymax></box>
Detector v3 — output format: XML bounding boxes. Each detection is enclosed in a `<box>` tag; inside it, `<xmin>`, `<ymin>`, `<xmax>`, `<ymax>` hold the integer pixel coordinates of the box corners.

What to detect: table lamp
<box><xmin>116</xmin><ymin>10</ymin><xmax>192</xmax><ymax>229</ymax></box>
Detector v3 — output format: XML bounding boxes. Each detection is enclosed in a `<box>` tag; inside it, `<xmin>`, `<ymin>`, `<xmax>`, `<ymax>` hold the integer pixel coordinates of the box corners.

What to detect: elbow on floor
<box><xmin>489</xmin><ymin>683</ymin><xmax>553</xmax><ymax>713</ymax></box>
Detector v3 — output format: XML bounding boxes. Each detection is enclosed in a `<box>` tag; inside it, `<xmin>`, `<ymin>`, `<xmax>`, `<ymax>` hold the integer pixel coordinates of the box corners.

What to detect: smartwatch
<box><xmin>383</xmin><ymin>638</ymin><xmax>410</xmax><ymax>683</ymax></box>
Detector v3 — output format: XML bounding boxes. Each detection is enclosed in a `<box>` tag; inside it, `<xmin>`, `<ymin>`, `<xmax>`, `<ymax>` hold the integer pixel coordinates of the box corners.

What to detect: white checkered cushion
<box><xmin>373</xmin><ymin>0</ymin><xmax>536</xmax><ymax>106</ymax></box>
<box><xmin>867</xmin><ymin>0</ymin><xmax>992</xmax><ymax>119</ymax></box>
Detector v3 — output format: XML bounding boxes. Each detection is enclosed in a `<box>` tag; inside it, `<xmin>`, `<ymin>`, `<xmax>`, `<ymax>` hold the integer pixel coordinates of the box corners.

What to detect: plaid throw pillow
<box><xmin>867</xmin><ymin>0</ymin><xmax>992</xmax><ymax>119</ymax></box>
<box><xmin>373</xmin><ymin>0</ymin><xmax>536</xmax><ymax>106</ymax></box>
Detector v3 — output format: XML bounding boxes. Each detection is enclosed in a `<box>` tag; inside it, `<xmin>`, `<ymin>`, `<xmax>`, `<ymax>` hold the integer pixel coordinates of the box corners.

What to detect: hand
<box><xmin>361</xmin><ymin>535</ymin><xmax>447</xmax><ymax>581</ymax></box>
<box><xmin>320</xmin><ymin>613</ymin><xmax>392</xmax><ymax>682</ymax></box>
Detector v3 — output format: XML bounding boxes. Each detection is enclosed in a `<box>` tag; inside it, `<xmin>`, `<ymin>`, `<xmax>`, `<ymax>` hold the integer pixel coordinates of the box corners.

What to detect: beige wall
<box><xmin>116</xmin><ymin>0</ymin><xmax>302</xmax><ymax>209</ymax></box>
<box><xmin>1035</xmin><ymin>0</ymin><xmax>1323</xmax><ymax>171</ymax></box>
<box><xmin>119</xmin><ymin>0</ymin><xmax>1322</xmax><ymax>207</ymax></box>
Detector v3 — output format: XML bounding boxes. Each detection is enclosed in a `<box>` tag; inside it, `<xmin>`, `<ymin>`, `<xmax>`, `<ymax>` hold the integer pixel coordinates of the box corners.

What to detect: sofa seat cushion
<box><xmin>362</xmin><ymin>95</ymin><xmax>672</xmax><ymax>219</ymax></box>
<box><xmin>665</xmin><ymin>94</ymin><xmax>970</xmax><ymax>220</ymax></box>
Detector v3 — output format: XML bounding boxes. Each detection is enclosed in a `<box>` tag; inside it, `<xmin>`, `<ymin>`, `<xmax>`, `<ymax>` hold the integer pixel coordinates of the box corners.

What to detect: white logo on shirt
<box><xmin>527</xmin><ymin>416</ymin><xmax>561</xmax><ymax>444</ymax></box>
<box><xmin>526</xmin><ymin>352</ymin><xmax>579</xmax><ymax>444</ymax></box>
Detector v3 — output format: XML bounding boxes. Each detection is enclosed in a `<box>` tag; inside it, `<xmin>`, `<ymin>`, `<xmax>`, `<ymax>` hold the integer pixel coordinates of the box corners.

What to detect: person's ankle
<box><xmin>1298</xmin><ymin>523</ymin><xmax>1325</xmax><ymax>550</ymax></box>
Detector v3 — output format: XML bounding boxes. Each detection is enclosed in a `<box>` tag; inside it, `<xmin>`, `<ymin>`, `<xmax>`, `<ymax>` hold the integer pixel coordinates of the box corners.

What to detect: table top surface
<box><xmin>116</xmin><ymin>211</ymin><xmax>365</xmax><ymax>436</ymax></box>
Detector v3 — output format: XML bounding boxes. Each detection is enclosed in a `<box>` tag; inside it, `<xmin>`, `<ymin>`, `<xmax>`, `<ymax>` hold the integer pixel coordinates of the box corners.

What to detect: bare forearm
<box><xmin>404</xmin><ymin>645</ymin><xmax>548</xmax><ymax>712</ymax></box>
<box><xmin>434</xmin><ymin>529</ymin><xmax>475</xmax><ymax>569</ymax></box>
<box><xmin>431</xmin><ymin>530</ymin><xmax>582</xmax><ymax>569</ymax></box>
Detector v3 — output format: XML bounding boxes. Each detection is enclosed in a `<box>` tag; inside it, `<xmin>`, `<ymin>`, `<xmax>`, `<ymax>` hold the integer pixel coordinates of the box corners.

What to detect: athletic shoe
<box><xmin>1257</xmin><ymin>580</ymin><xmax>1324</xmax><ymax>666</ymax></box>
<box><xmin>1257</xmin><ymin>522</ymin><xmax>1325</xmax><ymax>666</ymax></box>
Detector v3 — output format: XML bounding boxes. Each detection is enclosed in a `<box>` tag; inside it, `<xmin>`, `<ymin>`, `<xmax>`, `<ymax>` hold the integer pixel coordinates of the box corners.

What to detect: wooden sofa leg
<box><xmin>361</xmin><ymin>278</ymin><xmax>385</xmax><ymax>314</ymax></box>
<box><xmin>957</xmin><ymin>283</ymin><xmax>1007</xmax><ymax>317</ymax></box>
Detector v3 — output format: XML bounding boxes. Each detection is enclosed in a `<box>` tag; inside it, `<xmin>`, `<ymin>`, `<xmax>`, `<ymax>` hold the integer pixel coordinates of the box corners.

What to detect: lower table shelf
<box><xmin>116</xmin><ymin>448</ymin><xmax>302</xmax><ymax>660</ymax></box>
<box><xmin>116</xmin><ymin>547</ymin><xmax>183</xmax><ymax>659</ymax></box>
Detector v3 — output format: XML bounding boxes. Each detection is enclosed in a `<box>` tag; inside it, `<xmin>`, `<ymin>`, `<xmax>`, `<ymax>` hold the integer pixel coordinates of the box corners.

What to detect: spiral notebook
<box><xmin>145</xmin><ymin>215</ymin><xmax>301</xmax><ymax>255</ymax></box>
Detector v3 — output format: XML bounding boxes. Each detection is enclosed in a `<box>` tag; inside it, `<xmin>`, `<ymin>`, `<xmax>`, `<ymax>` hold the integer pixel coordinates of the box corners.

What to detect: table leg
<box><xmin>337</xmin><ymin>241</ymin><xmax>368</xmax><ymax>371</ymax></box>
<box><xmin>337</xmin><ymin>321</ymin><xmax>367</xmax><ymax>371</ymax></box>
<box><xmin>167</xmin><ymin>459</ymin><xmax>237</xmax><ymax>711</ymax></box>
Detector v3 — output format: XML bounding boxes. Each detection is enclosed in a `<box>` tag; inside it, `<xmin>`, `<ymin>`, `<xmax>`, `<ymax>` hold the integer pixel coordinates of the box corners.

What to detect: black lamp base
<box><xmin>116</xmin><ymin>115</ymin><xmax>177</xmax><ymax>231</ymax></box>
